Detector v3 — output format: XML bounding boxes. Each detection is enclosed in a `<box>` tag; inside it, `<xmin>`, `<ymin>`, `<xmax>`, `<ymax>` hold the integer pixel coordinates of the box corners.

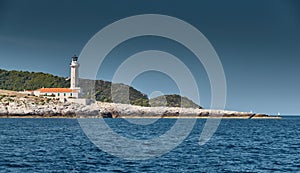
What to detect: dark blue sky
<box><xmin>0</xmin><ymin>0</ymin><xmax>300</xmax><ymax>115</ymax></box>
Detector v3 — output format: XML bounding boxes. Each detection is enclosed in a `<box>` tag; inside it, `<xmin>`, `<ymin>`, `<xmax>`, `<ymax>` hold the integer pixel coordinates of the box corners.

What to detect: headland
<box><xmin>0</xmin><ymin>89</ymin><xmax>281</xmax><ymax>119</ymax></box>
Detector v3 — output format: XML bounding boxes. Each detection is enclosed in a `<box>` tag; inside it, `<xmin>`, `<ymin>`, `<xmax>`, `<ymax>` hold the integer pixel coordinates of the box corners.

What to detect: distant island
<box><xmin>0</xmin><ymin>89</ymin><xmax>279</xmax><ymax>119</ymax></box>
<box><xmin>0</xmin><ymin>67</ymin><xmax>280</xmax><ymax>119</ymax></box>
<box><xmin>0</xmin><ymin>89</ymin><xmax>277</xmax><ymax>118</ymax></box>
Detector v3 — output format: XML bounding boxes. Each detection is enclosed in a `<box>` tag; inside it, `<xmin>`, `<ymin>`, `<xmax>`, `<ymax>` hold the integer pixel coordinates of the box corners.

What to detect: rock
<box><xmin>102</xmin><ymin>112</ymin><xmax>113</xmax><ymax>118</ymax></box>
<box><xmin>0</xmin><ymin>95</ymin><xmax>274</xmax><ymax>118</ymax></box>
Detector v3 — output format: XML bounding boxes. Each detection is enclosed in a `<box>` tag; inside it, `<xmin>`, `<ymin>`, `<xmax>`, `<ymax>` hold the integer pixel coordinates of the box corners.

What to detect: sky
<box><xmin>0</xmin><ymin>0</ymin><xmax>300</xmax><ymax>115</ymax></box>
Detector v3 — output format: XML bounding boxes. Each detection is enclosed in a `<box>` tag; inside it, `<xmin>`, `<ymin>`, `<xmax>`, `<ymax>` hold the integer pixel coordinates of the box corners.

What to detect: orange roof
<box><xmin>38</xmin><ymin>88</ymin><xmax>77</xmax><ymax>93</ymax></box>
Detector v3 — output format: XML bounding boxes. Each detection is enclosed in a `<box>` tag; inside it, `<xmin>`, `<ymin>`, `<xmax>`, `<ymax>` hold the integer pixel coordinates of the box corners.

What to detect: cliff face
<box><xmin>0</xmin><ymin>90</ymin><xmax>274</xmax><ymax>119</ymax></box>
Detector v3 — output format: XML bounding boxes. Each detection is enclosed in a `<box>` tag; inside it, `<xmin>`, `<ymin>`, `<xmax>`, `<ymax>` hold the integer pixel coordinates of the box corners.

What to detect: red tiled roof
<box><xmin>38</xmin><ymin>88</ymin><xmax>76</xmax><ymax>93</ymax></box>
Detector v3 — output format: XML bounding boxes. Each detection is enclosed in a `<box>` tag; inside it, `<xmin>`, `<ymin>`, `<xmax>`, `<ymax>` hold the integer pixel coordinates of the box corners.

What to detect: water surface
<box><xmin>0</xmin><ymin>117</ymin><xmax>299</xmax><ymax>172</ymax></box>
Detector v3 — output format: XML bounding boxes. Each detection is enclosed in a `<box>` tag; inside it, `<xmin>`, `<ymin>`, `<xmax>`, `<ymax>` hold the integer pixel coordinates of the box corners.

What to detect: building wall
<box><xmin>70</xmin><ymin>63</ymin><xmax>79</xmax><ymax>89</ymax></box>
<box><xmin>68</xmin><ymin>98</ymin><xmax>92</xmax><ymax>105</ymax></box>
<box><xmin>33</xmin><ymin>91</ymin><xmax>78</xmax><ymax>99</ymax></box>
<box><xmin>19</xmin><ymin>90</ymin><xmax>34</xmax><ymax>95</ymax></box>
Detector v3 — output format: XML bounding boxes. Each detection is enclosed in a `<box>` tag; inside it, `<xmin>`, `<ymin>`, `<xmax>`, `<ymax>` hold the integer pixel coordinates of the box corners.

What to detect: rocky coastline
<box><xmin>0</xmin><ymin>90</ymin><xmax>280</xmax><ymax>119</ymax></box>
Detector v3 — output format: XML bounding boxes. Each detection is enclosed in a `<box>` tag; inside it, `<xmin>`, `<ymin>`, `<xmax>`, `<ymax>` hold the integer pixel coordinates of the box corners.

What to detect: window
<box><xmin>64</xmin><ymin>93</ymin><xmax>66</xmax><ymax>96</ymax></box>
<box><xmin>58</xmin><ymin>93</ymin><xmax>60</xmax><ymax>96</ymax></box>
<box><xmin>70</xmin><ymin>93</ymin><xmax>72</xmax><ymax>97</ymax></box>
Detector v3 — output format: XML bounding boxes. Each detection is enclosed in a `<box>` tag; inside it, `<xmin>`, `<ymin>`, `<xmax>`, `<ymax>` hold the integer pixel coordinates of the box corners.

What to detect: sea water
<box><xmin>0</xmin><ymin>117</ymin><xmax>299</xmax><ymax>172</ymax></box>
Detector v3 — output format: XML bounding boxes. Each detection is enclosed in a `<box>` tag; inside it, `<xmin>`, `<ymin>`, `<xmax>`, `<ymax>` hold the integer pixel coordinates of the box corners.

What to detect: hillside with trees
<box><xmin>0</xmin><ymin>69</ymin><xmax>69</xmax><ymax>91</ymax></box>
<box><xmin>0</xmin><ymin>69</ymin><xmax>202</xmax><ymax>108</ymax></box>
<box><xmin>149</xmin><ymin>94</ymin><xmax>202</xmax><ymax>109</ymax></box>
<box><xmin>0</xmin><ymin>69</ymin><xmax>149</xmax><ymax>106</ymax></box>
<box><xmin>78</xmin><ymin>79</ymin><xmax>149</xmax><ymax>107</ymax></box>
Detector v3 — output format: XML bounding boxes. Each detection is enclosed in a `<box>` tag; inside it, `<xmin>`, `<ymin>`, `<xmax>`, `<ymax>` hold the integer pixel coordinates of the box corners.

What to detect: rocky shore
<box><xmin>0</xmin><ymin>90</ymin><xmax>280</xmax><ymax>119</ymax></box>
<box><xmin>96</xmin><ymin>102</ymin><xmax>278</xmax><ymax>119</ymax></box>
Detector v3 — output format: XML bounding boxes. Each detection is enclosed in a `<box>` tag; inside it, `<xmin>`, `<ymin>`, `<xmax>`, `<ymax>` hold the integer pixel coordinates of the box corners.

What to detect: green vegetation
<box><xmin>0</xmin><ymin>69</ymin><xmax>149</xmax><ymax>106</ymax></box>
<box><xmin>150</xmin><ymin>94</ymin><xmax>202</xmax><ymax>109</ymax></box>
<box><xmin>79</xmin><ymin>79</ymin><xmax>150</xmax><ymax>107</ymax></box>
<box><xmin>0</xmin><ymin>69</ymin><xmax>69</xmax><ymax>90</ymax></box>
<box><xmin>0</xmin><ymin>95</ymin><xmax>6</xmax><ymax>101</ymax></box>
<box><xmin>0</xmin><ymin>69</ymin><xmax>202</xmax><ymax>108</ymax></box>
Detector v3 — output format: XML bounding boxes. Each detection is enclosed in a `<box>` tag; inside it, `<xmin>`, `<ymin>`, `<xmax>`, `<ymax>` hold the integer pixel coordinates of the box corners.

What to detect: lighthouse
<box><xmin>70</xmin><ymin>55</ymin><xmax>80</xmax><ymax>90</ymax></box>
<box><xmin>30</xmin><ymin>55</ymin><xmax>90</xmax><ymax>104</ymax></box>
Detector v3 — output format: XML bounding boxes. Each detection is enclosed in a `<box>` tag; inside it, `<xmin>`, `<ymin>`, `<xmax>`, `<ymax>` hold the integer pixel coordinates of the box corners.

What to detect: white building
<box><xmin>33</xmin><ymin>88</ymin><xmax>79</xmax><ymax>100</ymax></box>
<box><xmin>31</xmin><ymin>55</ymin><xmax>86</xmax><ymax>103</ymax></box>
<box><xmin>70</xmin><ymin>55</ymin><xmax>80</xmax><ymax>91</ymax></box>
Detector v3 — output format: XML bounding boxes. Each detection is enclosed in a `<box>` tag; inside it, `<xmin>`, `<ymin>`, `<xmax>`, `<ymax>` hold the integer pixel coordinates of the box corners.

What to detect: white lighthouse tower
<box><xmin>70</xmin><ymin>55</ymin><xmax>80</xmax><ymax>91</ymax></box>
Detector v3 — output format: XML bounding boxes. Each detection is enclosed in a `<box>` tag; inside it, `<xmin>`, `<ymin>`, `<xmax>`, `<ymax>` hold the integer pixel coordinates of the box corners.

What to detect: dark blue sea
<box><xmin>0</xmin><ymin>117</ymin><xmax>299</xmax><ymax>172</ymax></box>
